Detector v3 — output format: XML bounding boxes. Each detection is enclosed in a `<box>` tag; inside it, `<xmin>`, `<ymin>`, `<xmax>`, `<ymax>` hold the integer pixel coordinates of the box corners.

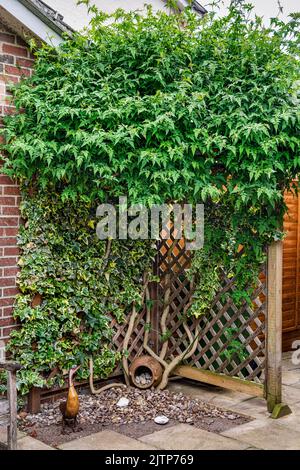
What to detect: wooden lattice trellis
<box><xmin>109</xmin><ymin>308</ymin><xmax>147</xmax><ymax>376</ymax></box>
<box><xmin>157</xmin><ymin>237</ymin><xmax>266</xmax><ymax>386</ymax></box>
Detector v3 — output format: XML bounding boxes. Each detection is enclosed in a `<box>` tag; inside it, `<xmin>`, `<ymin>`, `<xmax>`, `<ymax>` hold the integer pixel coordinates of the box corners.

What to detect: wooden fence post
<box><xmin>267</xmin><ymin>241</ymin><xmax>291</xmax><ymax>418</ymax></box>
<box><xmin>7</xmin><ymin>369</ymin><xmax>18</xmax><ymax>450</ymax></box>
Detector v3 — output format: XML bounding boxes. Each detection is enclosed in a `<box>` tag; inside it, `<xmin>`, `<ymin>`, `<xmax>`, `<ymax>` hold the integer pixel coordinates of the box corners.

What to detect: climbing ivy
<box><xmin>0</xmin><ymin>2</ymin><xmax>299</xmax><ymax>390</ymax></box>
<box><xmin>7</xmin><ymin>189</ymin><xmax>155</xmax><ymax>394</ymax></box>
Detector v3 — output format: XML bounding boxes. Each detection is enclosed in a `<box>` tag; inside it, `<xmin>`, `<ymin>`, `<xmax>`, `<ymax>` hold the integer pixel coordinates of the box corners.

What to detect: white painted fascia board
<box><xmin>0</xmin><ymin>0</ymin><xmax>63</xmax><ymax>46</ymax></box>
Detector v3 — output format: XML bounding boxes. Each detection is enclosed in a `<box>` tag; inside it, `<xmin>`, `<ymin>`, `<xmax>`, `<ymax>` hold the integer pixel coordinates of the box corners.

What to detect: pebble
<box><xmin>154</xmin><ymin>415</ymin><xmax>169</xmax><ymax>425</ymax></box>
<box><xmin>135</xmin><ymin>372</ymin><xmax>152</xmax><ymax>386</ymax></box>
<box><xmin>116</xmin><ymin>397</ymin><xmax>130</xmax><ymax>408</ymax></box>
<box><xmin>227</xmin><ymin>414</ymin><xmax>237</xmax><ymax>420</ymax></box>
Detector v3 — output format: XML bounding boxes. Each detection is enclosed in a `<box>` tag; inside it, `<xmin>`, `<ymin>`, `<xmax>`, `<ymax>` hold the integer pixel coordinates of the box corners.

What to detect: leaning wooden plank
<box><xmin>174</xmin><ymin>365</ymin><xmax>264</xmax><ymax>397</ymax></box>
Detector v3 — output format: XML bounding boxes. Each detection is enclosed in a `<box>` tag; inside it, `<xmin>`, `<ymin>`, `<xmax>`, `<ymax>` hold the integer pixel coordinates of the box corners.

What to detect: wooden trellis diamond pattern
<box><xmin>109</xmin><ymin>308</ymin><xmax>147</xmax><ymax>375</ymax></box>
<box><xmin>157</xmin><ymin>238</ymin><xmax>267</xmax><ymax>384</ymax></box>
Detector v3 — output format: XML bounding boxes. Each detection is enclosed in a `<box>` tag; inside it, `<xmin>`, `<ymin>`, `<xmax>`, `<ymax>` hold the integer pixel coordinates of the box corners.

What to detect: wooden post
<box><xmin>7</xmin><ymin>370</ymin><xmax>17</xmax><ymax>450</ymax></box>
<box><xmin>266</xmin><ymin>241</ymin><xmax>291</xmax><ymax>418</ymax></box>
<box><xmin>27</xmin><ymin>387</ymin><xmax>41</xmax><ymax>414</ymax></box>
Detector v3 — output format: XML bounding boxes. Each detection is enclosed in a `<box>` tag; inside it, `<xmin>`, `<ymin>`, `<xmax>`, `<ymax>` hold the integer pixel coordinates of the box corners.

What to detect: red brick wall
<box><xmin>0</xmin><ymin>21</ymin><xmax>34</xmax><ymax>343</ymax></box>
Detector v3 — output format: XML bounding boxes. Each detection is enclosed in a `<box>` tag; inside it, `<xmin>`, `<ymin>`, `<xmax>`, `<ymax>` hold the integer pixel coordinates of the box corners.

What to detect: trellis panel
<box><xmin>157</xmin><ymin>237</ymin><xmax>267</xmax><ymax>386</ymax></box>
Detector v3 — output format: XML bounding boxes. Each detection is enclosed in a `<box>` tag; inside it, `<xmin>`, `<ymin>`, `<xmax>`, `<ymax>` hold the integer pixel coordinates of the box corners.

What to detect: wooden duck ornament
<box><xmin>59</xmin><ymin>365</ymin><xmax>80</xmax><ymax>433</ymax></box>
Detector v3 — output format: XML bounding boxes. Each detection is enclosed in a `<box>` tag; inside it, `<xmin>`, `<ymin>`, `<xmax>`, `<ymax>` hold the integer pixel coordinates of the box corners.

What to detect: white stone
<box><xmin>154</xmin><ymin>415</ymin><xmax>169</xmax><ymax>425</ymax></box>
<box><xmin>116</xmin><ymin>397</ymin><xmax>129</xmax><ymax>408</ymax></box>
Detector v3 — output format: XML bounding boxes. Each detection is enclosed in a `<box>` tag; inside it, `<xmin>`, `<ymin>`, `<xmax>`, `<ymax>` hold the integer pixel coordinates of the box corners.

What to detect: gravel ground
<box><xmin>18</xmin><ymin>386</ymin><xmax>251</xmax><ymax>447</ymax></box>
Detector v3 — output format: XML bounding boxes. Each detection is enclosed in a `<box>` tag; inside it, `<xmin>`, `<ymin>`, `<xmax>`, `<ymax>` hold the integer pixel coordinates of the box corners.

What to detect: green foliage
<box><xmin>221</xmin><ymin>327</ymin><xmax>248</xmax><ymax>362</ymax></box>
<box><xmin>0</xmin><ymin>3</ymin><xmax>299</xmax><ymax>389</ymax></box>
<box><xmin>7</xmin><ymin>190</ymin><xmax>155</xmax><ymax>394</ymax></box>
<box><xmin>0</xmin><ymin>370</ymin><xmax>7</xmax><ymax>395</ymax></box>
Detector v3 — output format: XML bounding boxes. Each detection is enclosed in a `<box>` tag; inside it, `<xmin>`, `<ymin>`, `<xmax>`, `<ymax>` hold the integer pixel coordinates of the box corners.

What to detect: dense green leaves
<box><xmin>8</xmin><ymin>191</ymin><xmax>155</xmax><ymax>394</ymax></box>
<box><xmin>1</xmin><ymin>5</ymin><xmax>299</xmax><ymax>208</ymax></box>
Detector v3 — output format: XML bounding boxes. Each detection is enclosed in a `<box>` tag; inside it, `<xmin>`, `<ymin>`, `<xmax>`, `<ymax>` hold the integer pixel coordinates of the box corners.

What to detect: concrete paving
<box><xmin>221</xmin><ymin>421</ymin><xmax>300</xmax><ymax>450</ymax></box>
<box><xmin>17</xmin><ymin>436</ymin><xmax>54</xmax><ymax>450</ymax></box>
<box><xmin>0</xmin><ymin>426</ymin><xmax>52</xmax><ymax>450</ymax></box>
<box><xmin>139</xmin><ymin>424</ymin><xmax>250</xmax><ymax>450</ymax></box>
<box><xmin>58</xmin><ymin>430</ymin><xmax>159</xmax><ymax>450</ymax></box>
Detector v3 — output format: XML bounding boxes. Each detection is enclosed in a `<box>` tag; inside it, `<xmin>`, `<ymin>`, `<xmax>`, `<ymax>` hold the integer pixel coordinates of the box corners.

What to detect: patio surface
<box><xmin>2</xmin><ymin>352</ymin><xmax>300</xmax><ymax>450</ymax></box>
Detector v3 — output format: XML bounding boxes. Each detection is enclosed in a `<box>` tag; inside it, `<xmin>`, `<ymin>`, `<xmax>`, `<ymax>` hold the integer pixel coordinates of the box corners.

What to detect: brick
<box><xmin>16</xmin><ymin>58</ymin><xmax>34</xmax><ymax>68</ymax></box>
<box><xmin>0</xmin><ymin>196</ymin><xmax>16</xmax><ymax>205</ymax></box>
<box><xmin>0</xmin><ymin>277</ymin><xmax>16</xmax><ymax>287</ymax></box>
<box><xmin>0</xmin><ymin>32</ymin><xmax>15</xmax><ymax>44</ymax></box>
<box><xmin>2</xmin><ymin>206</ymin><xmax>20</xmax><ymax>215</ymax></box>
<box><xmin>0</xmin><ymin>74</ymin><xmax>19</xmax><ymax>84</ymax></box>
<box><xmin>4</xmin><ymin>65</ymin><xmax>31</xmax><ymax>77</ymax></box>
<box><xmin>0</xmin><ymin>175</ymin><xmax>14</xmax><ymax>184</ymax></box>
<box><xmin>0</xmin><ymin>95</ymin><xmax>12</xmax><ymax>106</ymax></box>
<box><xmin>0</xmin><ymin>317</ymin><xmax>17</xmax><ymax>327</ymax></box>
<box><xmin>2</xmin><ymin>44</ymin><xmax>28</xmax><ymax>57</ymax></box>
<box><xmin>3</xmin><ymin>287</ymin><xmax>18</xmax><ymax>297</ymax></box>
<box><xmin>4</xmin><ymin>267</ymin><xmax>19</xmax><ymax>276</ymax></box>
<box><xmin>0</xmin><ymin>54</ymin><xmax>14</xmax><ymax>65</ymax></box>
<box><xmin>0</xmin><ymin>216</ymin><xmax>19</xmax><ymax>226</ymax></box>
<box><xmin>3</xmin><ymin>186</ymin><xmax>20</xmax><ymax>195</ymax></box>
<box><xmin>1</xmin><ymin>326</ymin><xmax>18</xmax><ymax>338</ymax></box>
<box><xmin>0</xmin><ymin>257</ymin><xmax>17</xmax><ymax>267</ymax></box>
<box><xmin>3</xmin><ymin>306</ymin><xmax>14</xmax><ymax>316</ymax></box>
<box><xmin>3</xmin><ymin>228</ymin><xmax>18</xmax><ymax>236</ymax></box>
<box><xmin>16</xmin><ymin>36</ymin><xmax>28</xmax><ymax>47</ymax></box>
<box><xmin>0</xmin><ymin>297</ymin><xmax>14</xmax><ymax>307</ymax></box>
<box><xmin>0</xmin><ymin>237</ymin><xmax>17</xmax><ymax>246</ymax></box>
<box><xmin>2</xmin><ymin>106</ymin><xmax>16</xmax><ymax>115</ymax></box>
<box><xmin>4</xmin><ymin>247</ymin><xmax>19</xmax><ymax>256</ymax></box>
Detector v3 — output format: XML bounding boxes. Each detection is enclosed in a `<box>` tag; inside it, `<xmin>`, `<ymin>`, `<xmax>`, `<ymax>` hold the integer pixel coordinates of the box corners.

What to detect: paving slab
<box><xmin>58</xmin><ymin>430</ymin><xmax>159</xmax><ymax>450</ymax></box>
<box><xmin>282</xmin><ymin>384</ymin><xmax>300</xmax><ymax>405</ymax></box>
<box><xmin>272</xmin><ymin>403</ymin><xmax>300</xmax><ymax>428</ymax></box>
<box><xmin>0</xmin><ymin>426</ymin><xmax>25</xmax><ymax>445</ymax></box>
<box><xmin>282</xmin><ymin>369</ymin><xmax>300</xmax><ymax>386</ymax></box>
<box><xmin>139</xmin><ymin>424</ymin><xmax>250</xmax><ymax>450</ymax></box>
<box><xmin>17</xmin><ymin>436</ymin><xmax>54</xmax><ymax>450</ymax></box>
<box><xmin>282</xmin><ymin>354</ymin><xmax>300</xmax><ymax>371</ymax></box>
<box><xmin>221</xmin><ymin>421</ymin><xmax>300</xmax><ymax>450</ymax></box>
<box><xmin>228</xmin><ymin>397</ymin><xmax>270</xmax><ymax>419</ymax></box>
